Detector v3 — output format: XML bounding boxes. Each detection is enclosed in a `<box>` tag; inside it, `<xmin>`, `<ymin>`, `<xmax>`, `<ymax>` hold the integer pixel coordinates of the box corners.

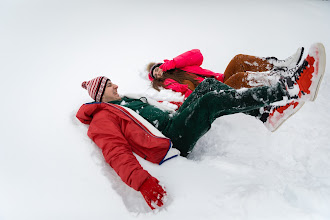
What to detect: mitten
<box><xmin>160</xmin><ymin>59</ymin><xmax>176</xmax><ymax>72</ymax></box>
<box><xmin>139</xmin><ymin>176</ymin><xmax>167</xmax><ymax>210</ymax></box>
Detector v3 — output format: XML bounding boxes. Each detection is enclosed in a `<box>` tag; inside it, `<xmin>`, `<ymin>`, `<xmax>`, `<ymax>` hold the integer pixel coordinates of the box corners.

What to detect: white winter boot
<box><xmin>266</xmin><ymin>47</ymin><xmax>304</xmax><ymax>70</ymax></box>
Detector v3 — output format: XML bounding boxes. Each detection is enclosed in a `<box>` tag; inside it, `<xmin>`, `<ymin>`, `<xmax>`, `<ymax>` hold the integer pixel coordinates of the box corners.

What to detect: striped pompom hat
<box><xmin>81</xmin><ymin>76</ymin><xmax>109</xmax><ymax>102</ymax></box>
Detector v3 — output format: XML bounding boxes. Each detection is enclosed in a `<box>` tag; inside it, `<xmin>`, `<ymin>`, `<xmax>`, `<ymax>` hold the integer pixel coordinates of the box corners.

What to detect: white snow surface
<box><xmin>1</xmin><ymin>0</ymin><xmax>330</xmax><ymax>219</ymax></box>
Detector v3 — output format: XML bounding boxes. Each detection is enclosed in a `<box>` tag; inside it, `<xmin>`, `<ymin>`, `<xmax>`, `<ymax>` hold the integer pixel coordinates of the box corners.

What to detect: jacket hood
<box><xmin>76</xmin><ymin>102</ymin><xmax>104</xmax><ymax>125</ymax></box>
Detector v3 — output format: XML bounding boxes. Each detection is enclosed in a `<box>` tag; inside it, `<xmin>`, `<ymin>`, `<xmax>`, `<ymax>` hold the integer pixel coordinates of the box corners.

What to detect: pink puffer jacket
<box><xmin>150</xmin><ymin>49</ymin><xmax>224</xmax><ymax>98</ymax></box>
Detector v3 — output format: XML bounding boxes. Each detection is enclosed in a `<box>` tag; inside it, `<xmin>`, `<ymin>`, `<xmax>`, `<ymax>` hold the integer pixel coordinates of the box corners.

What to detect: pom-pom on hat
<box><xmin>81</xmin><ymin>76</ymin><xmax>109</xmax><ymax>102</ymax></box>
<box><xmin>148</xmin><ymin>63</ymin><xmax>162</xmax><ymax>80</ymax></box>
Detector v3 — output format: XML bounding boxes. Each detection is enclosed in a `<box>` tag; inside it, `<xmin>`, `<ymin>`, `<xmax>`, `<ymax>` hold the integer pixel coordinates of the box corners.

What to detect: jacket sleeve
<box><xmin>181</xmin><ymin>66</ymin><xmax>225</xmax><ymax>82</ymax></box>
<box><xmin>88</xmin><ymin>114</ymin><xmax>151</xmax><ymax>191</ymax></box>
<box><xmin>164</xmin><ymin>78</ymin><xmax>193</xmax><ymax>98</ymax></box>
<box><xmin>160</xmin><ymin>49</ymin><xmax>203</xmax><ymax>72</ymax></box>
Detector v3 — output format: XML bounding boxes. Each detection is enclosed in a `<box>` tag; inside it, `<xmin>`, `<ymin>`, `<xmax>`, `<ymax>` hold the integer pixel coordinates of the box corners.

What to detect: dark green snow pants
<box><xmin>162</xmin><ymin>78</ymin><xmax>288</xmax><ymax>157</ymax></box>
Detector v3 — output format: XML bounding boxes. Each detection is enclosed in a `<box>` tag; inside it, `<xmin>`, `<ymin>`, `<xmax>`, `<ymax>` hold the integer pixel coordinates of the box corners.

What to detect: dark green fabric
<box><xmin>163</xmin><ymin>78</ymin><xmax>287</xmax><ymax>156</ymax></box>
<box><xmin>110</xmin><ymin>78</ymin><xmax>288</xmax><ymax>157</ymax></box>
<box><xmin>109</xmin><ymin>97</ymin><xmax>170</xmax><ymax>131</ymax></box>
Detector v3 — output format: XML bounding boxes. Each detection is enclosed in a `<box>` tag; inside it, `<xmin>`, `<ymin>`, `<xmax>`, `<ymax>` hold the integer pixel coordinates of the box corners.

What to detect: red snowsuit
<box><xmin>150</xmin><ymin>49</ymin><xmax>224</xmax><ymax>98</ymax></box>
<box><xmin>76</xmin><ymin>102</ymin><xmax>179</xmax><ymax>191</ymax></box>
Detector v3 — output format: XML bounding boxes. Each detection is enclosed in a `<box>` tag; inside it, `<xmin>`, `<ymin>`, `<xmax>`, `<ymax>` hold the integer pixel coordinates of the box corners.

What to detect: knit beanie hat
<box><xmin>148</xmin><ymin>63</ymin><xmax>163</xmax><ymax>80</ymax></box>
<box><xmin>81</xmin><ymin>76</ymin><xmax>109</xmax><ymax>102</ymax></box>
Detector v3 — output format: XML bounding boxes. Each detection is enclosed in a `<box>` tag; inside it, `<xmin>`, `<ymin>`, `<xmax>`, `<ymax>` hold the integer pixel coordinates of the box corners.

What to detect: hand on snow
<box><xmin>139</xmin><ymin>176</ymin><xmax>167</xmax><ymax>210</ymax></box>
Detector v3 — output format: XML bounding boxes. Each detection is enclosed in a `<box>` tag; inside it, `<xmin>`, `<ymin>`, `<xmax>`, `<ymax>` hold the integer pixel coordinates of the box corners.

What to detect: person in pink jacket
<box><xmin>148</xmin><ymin>49</ymin><xmax>224</xmax><ymax>98</ymax></box>
<box><xmin>148</xmin><ymin>48</ymin><xmax>304</xmax><ymax>99</ymax></box>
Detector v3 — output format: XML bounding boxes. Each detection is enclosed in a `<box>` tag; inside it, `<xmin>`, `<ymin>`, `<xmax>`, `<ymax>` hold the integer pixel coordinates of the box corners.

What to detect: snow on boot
<box><xmin>270</xmin><ymin>64</ymin><xmax>299</xmax><ymax>78</ymax></box>
<box><xmin>266</xmin><ymin>47</ymin><xmax>304</xmax><ymax>70</ymax></box>
<box><xmin>259</xmin><ymin>100</ymin><xmax>305</xmax><ymax>132</ymax></box>
<box><xmin>279</xmin><ymin>43</ymin><xmax>326</xmax><ymax>102</ymax></box>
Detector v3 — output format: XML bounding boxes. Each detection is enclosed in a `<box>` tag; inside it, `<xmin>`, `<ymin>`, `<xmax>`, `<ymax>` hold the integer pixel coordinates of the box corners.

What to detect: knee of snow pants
<box><xmin>223</xmin><ymin>54</ymin><xmax>273</xmax><ymax>82</ymax></box>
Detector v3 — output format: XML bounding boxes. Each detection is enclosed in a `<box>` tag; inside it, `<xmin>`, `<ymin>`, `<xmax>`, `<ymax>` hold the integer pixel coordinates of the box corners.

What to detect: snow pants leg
<box><xmin>223</xmin><ymin>54</ymin><xmax>273</xmax><ymax>82</ymax></box>
<box><xmin>223</xmin><ymin>54</ymin><xmax>275</xmax><ymax>89</ymax></box>
<box><xmin>162</xmin><ymin>78</ymin><xmax>287</xmax><ymax>157</ymax></box>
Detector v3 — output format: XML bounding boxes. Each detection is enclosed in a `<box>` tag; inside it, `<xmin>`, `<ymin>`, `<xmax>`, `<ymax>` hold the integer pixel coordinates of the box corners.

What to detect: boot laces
<box><xmin>270</xmin><ymin>65</ymin><xmax>299</xmax><ymax>77</ymax></box>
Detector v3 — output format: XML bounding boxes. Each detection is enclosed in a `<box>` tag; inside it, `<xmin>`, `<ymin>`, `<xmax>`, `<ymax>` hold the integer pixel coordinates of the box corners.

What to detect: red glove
<box><xmin>139</xmin><ymin>176</ymin><xmax>167</xmax><ymax>210</ymax></box>
<box><xmin>160</xmin><ymin>59</ymin><xmax>176</xmax><ymax>72</ymax></box>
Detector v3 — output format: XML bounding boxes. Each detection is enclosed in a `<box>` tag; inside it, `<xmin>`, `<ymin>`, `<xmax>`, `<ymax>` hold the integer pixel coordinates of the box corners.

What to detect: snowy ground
<box><xmin>1</xmin><ymin>0</ymin><xmax>330</xmax><ymax>219</ymax></box>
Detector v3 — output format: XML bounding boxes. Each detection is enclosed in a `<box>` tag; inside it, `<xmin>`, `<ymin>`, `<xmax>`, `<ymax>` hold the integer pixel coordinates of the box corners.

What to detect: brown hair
<box><xmin>146</xmin><ymin>62</ymin><xmax>157</xmax><ymax>73</ymax></box>
<box><xmin>151</xmin><ymin>68</ymin><xmax>202</xmax><ymax>91</ymax></box>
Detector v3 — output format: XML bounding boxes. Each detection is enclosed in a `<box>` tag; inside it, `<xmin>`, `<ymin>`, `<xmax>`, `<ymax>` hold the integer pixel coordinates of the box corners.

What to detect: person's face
<box><xmin>102</xmin><ymin>80</ymin><xmax>121</xmax><ymax>102</ymax></box>
<box><xmin>153</xmin><ymin>67</ymin><xmax>163</xmax><ymax>79</ymax></box>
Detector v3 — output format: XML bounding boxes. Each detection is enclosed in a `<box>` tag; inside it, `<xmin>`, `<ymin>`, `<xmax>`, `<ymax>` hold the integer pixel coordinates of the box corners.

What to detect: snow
<box><xmin>1</xmin><ymin>0</ymin><xmax>330</xmax><ymax>219</ymax></box>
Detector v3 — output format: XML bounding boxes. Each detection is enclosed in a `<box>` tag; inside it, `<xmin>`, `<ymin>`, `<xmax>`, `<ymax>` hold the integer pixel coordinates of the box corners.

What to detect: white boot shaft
<box><xmin>267</xmin><ymin>47</ymin><xmax>304</xmax><ymax>69</ymax></box>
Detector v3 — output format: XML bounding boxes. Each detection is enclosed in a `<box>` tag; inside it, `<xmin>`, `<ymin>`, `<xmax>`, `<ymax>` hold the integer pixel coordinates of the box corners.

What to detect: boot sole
<box><xmin>271</xmin><ymin>101</ymin><xmax>305</xmax><ymax>132</ymax></box>
<box><xmin>310</xmin><ymin>43</ymin><xmax>326</xmax><ymax>101</ymax></box>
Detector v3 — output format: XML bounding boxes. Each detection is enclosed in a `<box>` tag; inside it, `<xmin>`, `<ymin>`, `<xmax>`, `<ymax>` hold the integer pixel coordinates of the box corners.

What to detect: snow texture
<box><xmin>1</xmin><ymin>0</ymin><xmax>330</xmax><ymax>220</ymax></box>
